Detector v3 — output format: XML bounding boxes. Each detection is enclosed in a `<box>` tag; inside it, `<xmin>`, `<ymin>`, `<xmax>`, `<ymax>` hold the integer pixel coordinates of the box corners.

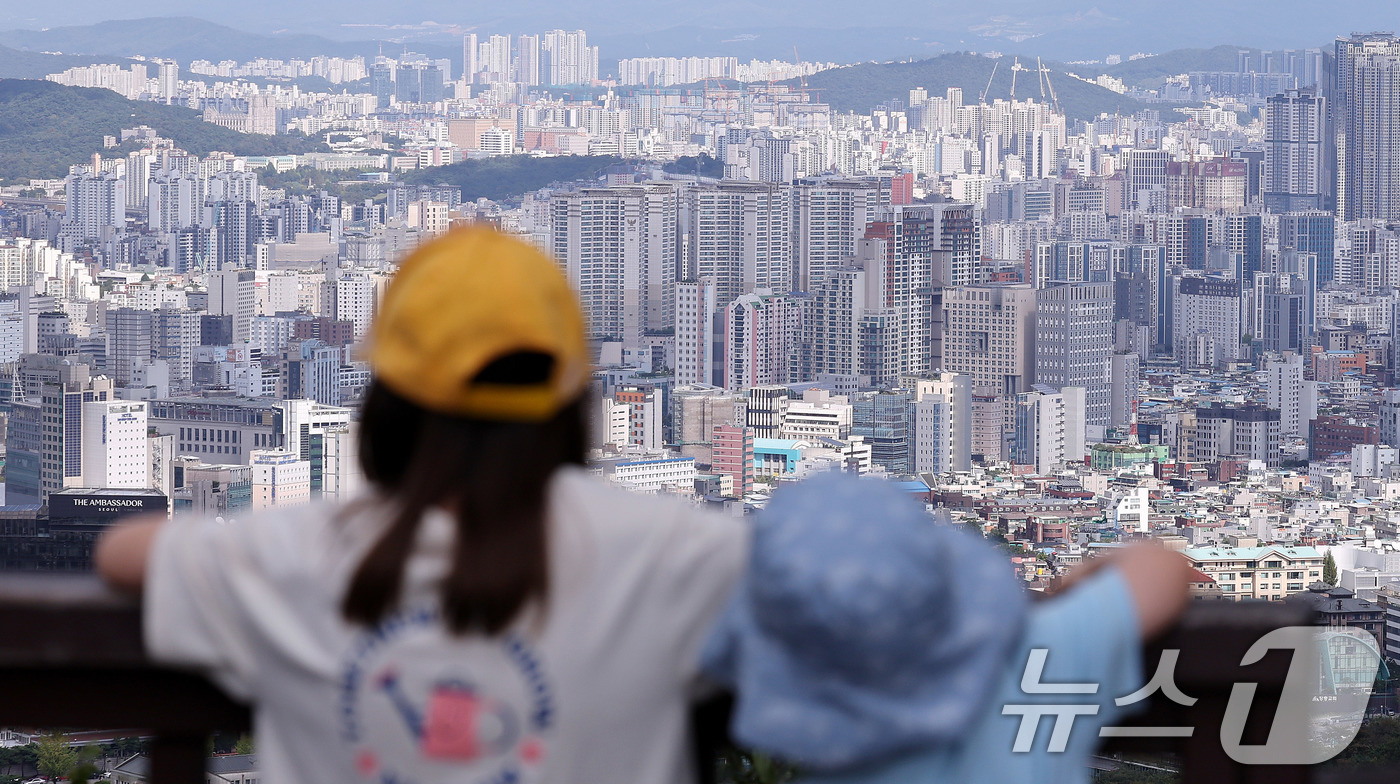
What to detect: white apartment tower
<box><xmin>1266</xmin><ymin>352</ymin><xmax>1306</xmax><ymax>436</ymax></box>
<box><xmin>911</xmin><ymin>372</ymin><xmax>973</xmax><ymax>474</ymax></box>
<box><xmin>791</xmin><ymin>180</ymin><xmax>881</xmax><ymax>292</ymax></box>
<box><xmin>684</xmin><ymin>182</ymin><xmax>792</xmax><ymax>309</ymax></box>
<box><xmin>551</xmin><ymin>185</ymin><xmax>679</xmax><ymax>347</ymax></box>
<box><xmin>675</xmin><ymin>277</ymin><xmax>717</xmax><ymax>387</ymax></box>
<box><xmin>64</xmin><ymin>171</ymin><xmax>125</xmax><ymax>240</ymax></box>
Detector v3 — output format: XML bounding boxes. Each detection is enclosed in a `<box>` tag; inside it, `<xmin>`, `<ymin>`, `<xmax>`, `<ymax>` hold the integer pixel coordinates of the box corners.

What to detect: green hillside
<box><xmin>0</xmin><ymin>44</ymin><xmax>116</xmax><ymax>80</ymax></box>
<box><xmin>0</xmin><ymin>79</ymin><xmax>325</xmax><ymax>183</ymax></box>
<box><xmin>401</xmin><ymin>155</ymin><xmax>625</xmax><ymax>203</ymax></box>
<box><xmin>1097</xmin><ymin>46</ymin><xmax>1261</xmax><ymax>88</ymax></box>
<box><xmin>789</xmin><ymin>53</ymin><xmax>1155</xmax><ymax>122</ymax></box>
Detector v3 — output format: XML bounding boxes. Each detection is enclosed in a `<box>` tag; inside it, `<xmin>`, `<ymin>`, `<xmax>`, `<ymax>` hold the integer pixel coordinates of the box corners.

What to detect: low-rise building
<box><xmin>1183</xmin><ymin>544</ymin><xmax>1324</xmax><ymax>601</ymax></box>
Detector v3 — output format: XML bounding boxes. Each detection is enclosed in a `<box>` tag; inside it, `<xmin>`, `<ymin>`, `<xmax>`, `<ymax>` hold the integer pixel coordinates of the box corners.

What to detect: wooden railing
<box><xmin>0</xmin><ymin>575</ymin><xmax>1389</xmax><ymax>783</ymax></box>
<box><xmin>0</xmin><ymin>574</ymin><xmax>249</xmax><ymax>783</ymax></box>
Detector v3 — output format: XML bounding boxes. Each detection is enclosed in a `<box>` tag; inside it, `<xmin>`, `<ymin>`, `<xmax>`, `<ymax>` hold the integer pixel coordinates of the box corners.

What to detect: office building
<box><xmin>852</xmin><ymin>391</ymin><xmax>912</xmax><ymax>474</ymax></box>
<box><xmin>910</xmin><ymin>373</ymin><xmax>972</xmax><ymax>475</ymax></box>
<box><xmin>1194</xmin><ymin>402</ymin><xmax>1282</xmax><ymax>467</ymax></box>
<box><xmin>1266</xmin><ymin>352</ymin><xmax>1308</xmax><ymax>436</ymax></box>
<box><xmin>1172</xmin><ymin>276</ymin><xmax>1242</xmax><ymax>369</ymax></box>
<box><xmin>208</xmin><ymin>269</ymin><xmax>256</xmax><ymax>344</ymax></box>
<box><xmin>250</xmin><ymin>449</ymin><xmax>312</xmax><ymax>510</ymax></box>
<box><xmin>710</xmin><ymin>425</ymin><xmax>754</xmax><ymax>498</ymax></box>
<box><xmin>5</xmin><ymin>362</ymin><xmax>114</xmax><ymax>503</ymax></box>
<box><xmin>1012</xmin><ymin>385</ymin><xmax>1087</xmax><ymax>474</ymax></box>
<box><xmin>944</xmin><ymin>284</ymin><xmax>1037</xmax><ymax>398</ymax></box>
<box><xmin>1034</xmin><ymin>282</ymin><xmax>1113</xmax><ymax>430</ymax></box>
<box><xmin>1109</xmin><ymin>352</ymin><xmax>1140</xmax><ymax>430</ymax></box>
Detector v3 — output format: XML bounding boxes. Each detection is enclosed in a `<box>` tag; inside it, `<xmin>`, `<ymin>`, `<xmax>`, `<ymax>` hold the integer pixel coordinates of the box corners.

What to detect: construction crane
<box><xmin>1009</xmin><ymin>58</ymin><xmax>1029</xmax><ymax>100</ymax></box>
<box><xmin>980</xmin><ymin>60</ymin><xmax>1000</xmax><ymax>103</ymax></box>
<box><xmin>1037</xmin><ymin>57</ymin><xmax>1062</xmax><ymax>114</ymax></box>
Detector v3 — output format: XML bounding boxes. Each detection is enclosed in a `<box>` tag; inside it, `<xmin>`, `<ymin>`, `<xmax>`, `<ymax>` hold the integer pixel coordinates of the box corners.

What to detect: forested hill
<box><xmin>789</xmin><ymin>53</ymin><xmax>1156</xmax><ymax>123</ymax></box>
<box><xmin>0</xmin><ymin>79</ymin><xmax>325</xmax><ymax>183</ymax></box>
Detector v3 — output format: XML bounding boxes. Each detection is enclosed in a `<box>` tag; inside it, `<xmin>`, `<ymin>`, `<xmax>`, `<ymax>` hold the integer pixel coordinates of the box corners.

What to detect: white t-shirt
<box><xmin>145</xmin><ymin>466</ymin><xmax>748</xmax><ymax>784</ymax></box>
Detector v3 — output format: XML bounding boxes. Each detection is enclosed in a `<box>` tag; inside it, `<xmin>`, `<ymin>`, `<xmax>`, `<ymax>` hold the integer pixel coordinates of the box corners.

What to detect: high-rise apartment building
<box><xmin>683</xmin><ymin>182</ymin><xmax>791</xmax><ymax>308</ymax></box>
<box><xmin>64</xmin><ymin>171</ymin><xmax>125</xmax><ymax>240</ymax></box>
<box><xmin>862</xmin><ymin>203</ymin><xmax>980</xmax><ymax>376</ymax></box>
<box><xmin>552</xmin><ymin>185</ymin><xmax>679</xmax><ymax>346</ymax></box>
<box><xmin>1264</xmin><ymin>88</ymin><xmax>1327</xmax><ymax>212</ymax></box>
<box><xmin>791</xmin><ymin>180</ymin><xmax>881</xmax><ymax>292</ymax></box>
<box><xmin>723</xmin><ymin>291</ymin><xmax>800</xmax><ymax>391</ymax></box>
<box><xmin>675</xmin><ymin>278</ymin><xmax>717</xmax><ymax>387</ymax></box>
<box><xmin>462</xmin><ymin>34</ymin><xmax>478</xmax><ymax>84</ymax></box>
<box><xmin>157</xmin><ymin>60</ymin><xmax>178</xmax><ymax>103</ymax></box>
<box><xmin>542</xmin><ymin>30</ymin><xmax>598</xmax><ymax>86</ymax></box>
<box><xmin>1172</xmin><ymin>276</ymin><xmax>1243</xmax><ymax>369</ymax></box>
<box><xmin>805</xmin><ymin>251</ymin><xmax>899</xmax><ymax>387</ymax></box>
<box><xmin>483</xmin><ymin>35</ymin><xmax>512</xmax><ymax>82</ymax></box>
<box><xmin>1335</xmin><ymin>33</ymin><xmax>1400</xmax><ymax>221</ymax></box>
<box><xmin>517</xmin><ymin>34</ymin><xmax>541</xmax><ymax>86</ymax></box>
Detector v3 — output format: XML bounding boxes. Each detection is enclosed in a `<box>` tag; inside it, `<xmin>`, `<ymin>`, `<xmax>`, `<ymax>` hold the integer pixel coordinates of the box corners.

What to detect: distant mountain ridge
<box><xmin>0</xmin><ymin>17</ymin><xmax>405</xmax><ymax>64</ymax></box>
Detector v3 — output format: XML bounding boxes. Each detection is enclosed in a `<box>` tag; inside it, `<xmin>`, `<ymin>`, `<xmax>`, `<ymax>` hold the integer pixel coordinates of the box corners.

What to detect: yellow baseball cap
<box><xmin>369</xmin><ymin>226</ymin><xmax>589</xmax><ymax>421</ymax></box>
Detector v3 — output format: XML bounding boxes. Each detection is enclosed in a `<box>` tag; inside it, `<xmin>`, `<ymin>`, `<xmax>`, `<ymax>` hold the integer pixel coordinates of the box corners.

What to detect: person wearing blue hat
<box><xmin>701</xmin><ymin>471</ymin><xmax>1190</xmax><ymax>783</ymax></box>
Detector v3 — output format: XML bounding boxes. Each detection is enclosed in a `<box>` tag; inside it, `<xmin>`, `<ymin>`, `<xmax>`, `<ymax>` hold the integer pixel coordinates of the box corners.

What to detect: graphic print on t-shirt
<box><xmin>339</xmin><ymin>606</ymin><xmax>555</xmax><ymax>784</ymax></box>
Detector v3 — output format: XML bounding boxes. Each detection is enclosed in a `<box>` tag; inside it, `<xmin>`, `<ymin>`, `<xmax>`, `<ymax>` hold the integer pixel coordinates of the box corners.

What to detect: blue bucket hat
<box><xmin>700</xmin><ymin>471</ymin><xmax>1029</xmax><ymax>771</ymax></box>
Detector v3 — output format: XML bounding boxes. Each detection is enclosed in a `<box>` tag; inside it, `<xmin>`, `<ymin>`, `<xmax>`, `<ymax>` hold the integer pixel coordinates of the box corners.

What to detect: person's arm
<box><xmin>1055</xmin><ymin>546</ymin><xmax>1192</xmax><ymax>638</ymax></box>
<box><xmin>94</xmin><ymin>514</ymin><xmax>166</xmax><ymax>593</ymax></box>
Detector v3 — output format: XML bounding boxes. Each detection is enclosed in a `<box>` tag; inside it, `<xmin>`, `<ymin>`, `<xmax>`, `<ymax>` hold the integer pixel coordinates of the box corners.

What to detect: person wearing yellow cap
<box><xmin>94</xmin><ymin>227</ymin><xmax>749</xmax><ymax>784</ymax></box>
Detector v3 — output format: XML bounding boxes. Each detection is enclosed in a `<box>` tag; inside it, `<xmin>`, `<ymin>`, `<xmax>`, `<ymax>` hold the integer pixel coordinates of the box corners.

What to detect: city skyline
<box><xmin>8</xmin><ymin>5</ymin><xmax>1400</xmax><ymax>62</ymax></box>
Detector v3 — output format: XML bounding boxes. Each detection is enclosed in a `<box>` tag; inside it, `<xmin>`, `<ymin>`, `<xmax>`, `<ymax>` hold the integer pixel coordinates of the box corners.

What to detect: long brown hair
<box><xmin>344</xmin><ymin>354</ymin><xmax>587</xmax><ymax>634</ymax></box>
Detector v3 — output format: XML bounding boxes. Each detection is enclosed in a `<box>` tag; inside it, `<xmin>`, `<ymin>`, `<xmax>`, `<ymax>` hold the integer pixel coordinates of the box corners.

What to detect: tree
<box><xmin>35</xmin><ymin>733</ymin><xmax>76</xmax><ymax>782</ymax></box>
<box><xmin>1324</xmin><ymin>551</ymin><xmax>1338</xmax><ymax>586</ymax></box>
<box><xmin>233</xmin><ymin>735</ymin><xmax>255</xmax><ymax>755</ymax></box>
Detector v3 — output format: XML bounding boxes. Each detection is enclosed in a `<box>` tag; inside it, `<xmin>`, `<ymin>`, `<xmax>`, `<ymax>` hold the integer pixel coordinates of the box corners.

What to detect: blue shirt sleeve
<box><xmin>1016</xmin><ymin>567</ymin><xmax>1146</xmax><ymax>737</ymax></box>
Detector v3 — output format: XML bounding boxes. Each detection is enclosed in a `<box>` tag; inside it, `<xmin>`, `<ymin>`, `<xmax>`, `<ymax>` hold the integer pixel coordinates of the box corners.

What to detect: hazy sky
<box><xmin>9</xmin><ymin>1</ymin><xmax>1400</xmax><ymax>58</ymax></box>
